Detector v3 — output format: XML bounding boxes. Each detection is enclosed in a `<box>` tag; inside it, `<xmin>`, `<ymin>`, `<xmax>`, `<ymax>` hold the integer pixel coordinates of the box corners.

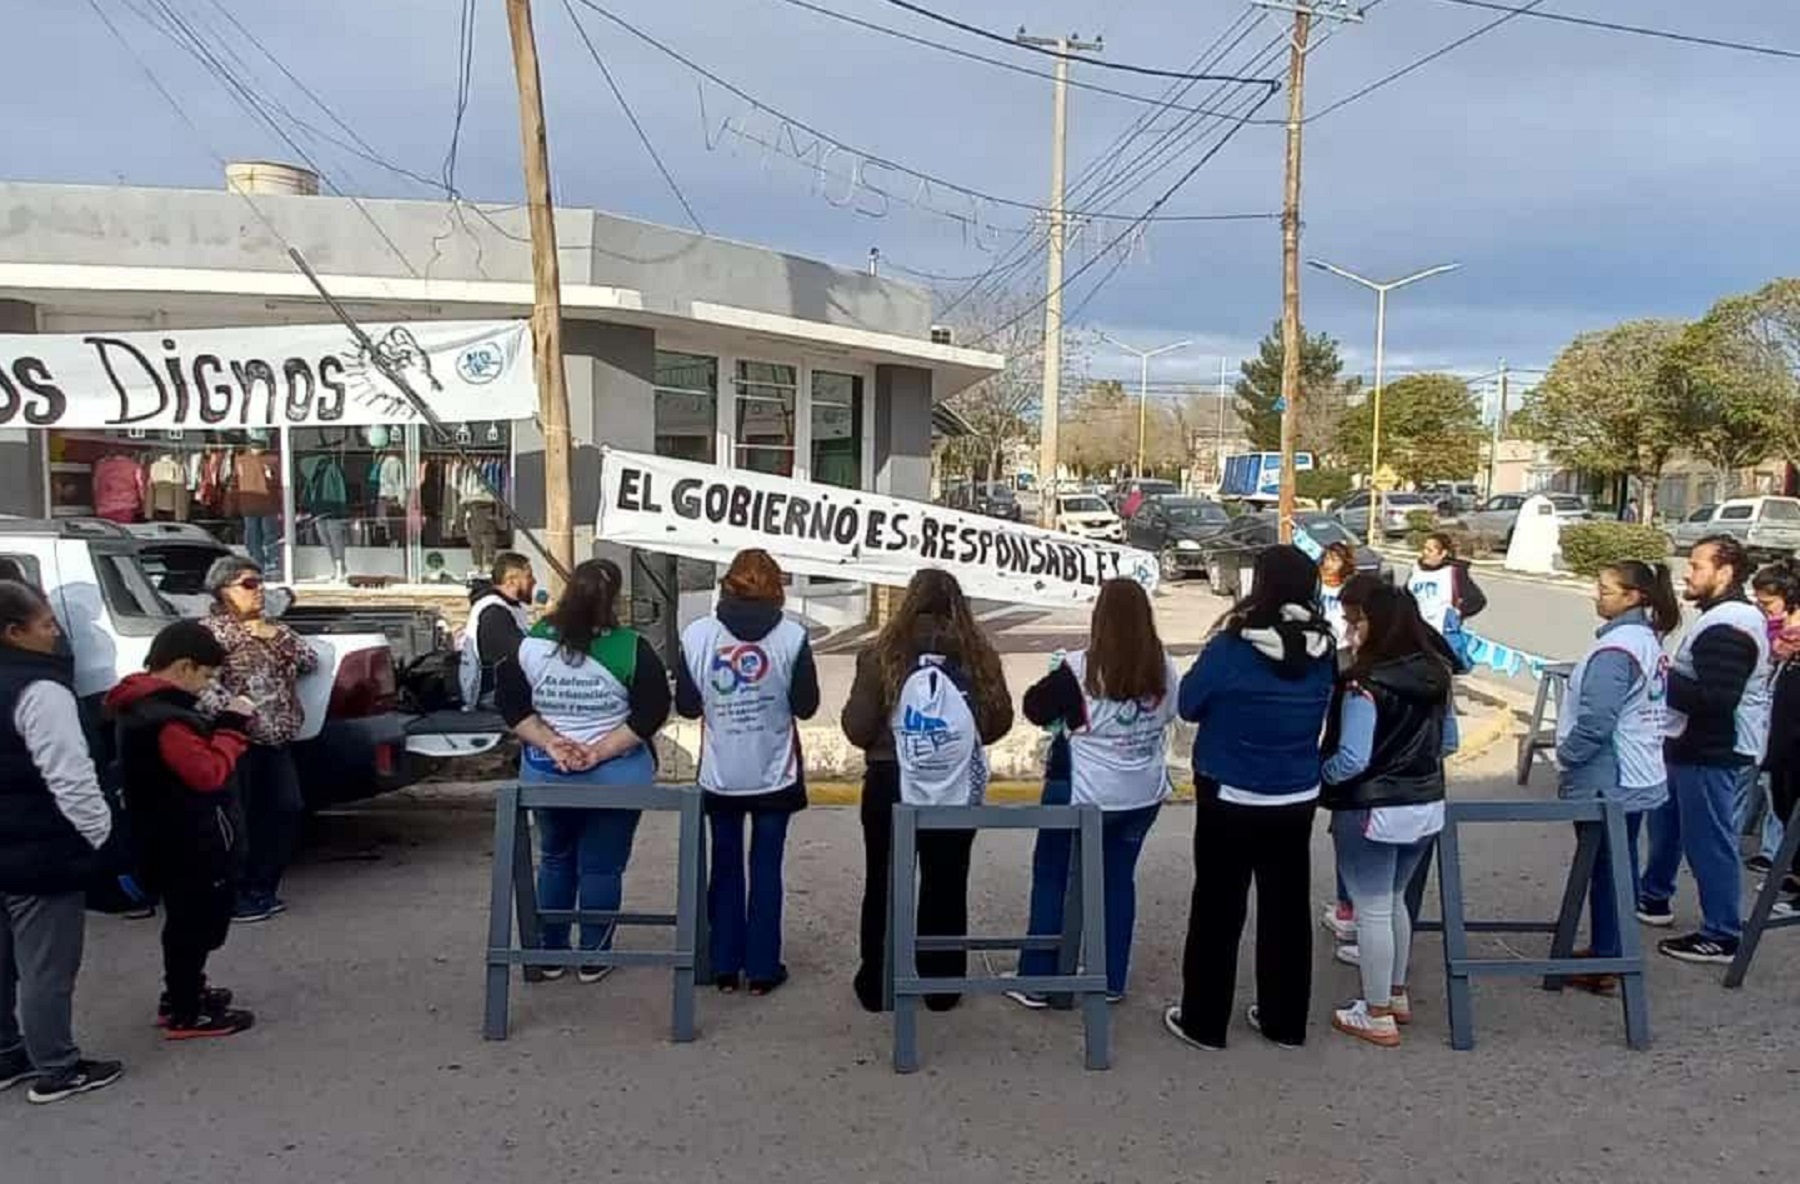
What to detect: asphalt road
<box><xmin>8</xmin><ymin>748</ymin><xmax>1798</xmax><ymax>1184</ymax></box>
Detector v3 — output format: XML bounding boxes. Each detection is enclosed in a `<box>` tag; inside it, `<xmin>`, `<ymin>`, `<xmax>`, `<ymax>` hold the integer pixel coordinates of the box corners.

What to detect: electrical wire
<box><xmin>1428</xmin><ymin>0</ymin><xmax>1800</xmax><ymax>60</ymax></box>
<box><xmin>768</xmin><ymin>0</ymin><xmax>1284</xmax><ymax>120</ymax></box>
<box><xmin>443</xmin><ymin>0</ymin><xmax>477</xmax><ymax>193</ymax></box>
<box><xmin>559</xmin><ymin>0</ymin><xmax>707</xmax><ymax>233</ymax></box>
<box><xmin>1307</xmin><ymin>0</ymin><xmax>1550</xmax><ymax>123</ymax></box>
<box><xmin>875</xmin><ymin>0</ymin><xmax>1277</xmax><ymax>83</ymax></box>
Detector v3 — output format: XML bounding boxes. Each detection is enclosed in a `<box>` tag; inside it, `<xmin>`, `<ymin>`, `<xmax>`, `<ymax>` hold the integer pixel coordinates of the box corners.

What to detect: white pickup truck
<box><xmin>0</xmin><ymin>518</ymin><xmax>506</xmax><ymax>809</ymax></box>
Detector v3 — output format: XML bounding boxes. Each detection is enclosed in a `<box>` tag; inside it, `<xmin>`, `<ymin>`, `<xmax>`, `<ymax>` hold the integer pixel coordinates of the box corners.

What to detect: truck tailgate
<box><xmin>404</xmin><ymin>708</ymin><xmax>507</xmax><ymax>758</ymax></box>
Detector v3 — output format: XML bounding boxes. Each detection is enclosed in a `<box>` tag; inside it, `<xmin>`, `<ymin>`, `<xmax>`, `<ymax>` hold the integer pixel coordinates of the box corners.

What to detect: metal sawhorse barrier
<box><xmin>483</xmin><ymin>783</ymin><xmax>708</xmax><ymax>1042</ymax></box>
<box><xmin>1418</xmin><ymin>799</ymin><xmax>1649</xmax><ymax>1050</ymax></box>
<box><xmin>1515</xmin><ymin>663</ymin><xmax>1574</xmax><ymax>785</ymax></box>
<box><xmin>1726</xmin><ymin>795</ymin><xmax>1800</xmax><ymax>988</ymax></box>
<box><xmin>885</xmin><ymin>803</ymin><xmax>1110</xmax><ymax>1074</ymax></box>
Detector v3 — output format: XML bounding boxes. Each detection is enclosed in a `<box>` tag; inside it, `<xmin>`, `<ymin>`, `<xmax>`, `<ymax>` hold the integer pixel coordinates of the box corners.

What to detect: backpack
<box><xmin>892</xmin><ymin>655</ymin><xmax>989</xmax><ymax>807</ymax></box>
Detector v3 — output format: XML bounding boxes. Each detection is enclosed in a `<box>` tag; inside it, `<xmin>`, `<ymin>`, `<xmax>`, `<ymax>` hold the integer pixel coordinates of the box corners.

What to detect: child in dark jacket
<box><xmin>104</xmin><ymin>621</ymin><xmax>258</xmax><ymax>1039</ymax></box>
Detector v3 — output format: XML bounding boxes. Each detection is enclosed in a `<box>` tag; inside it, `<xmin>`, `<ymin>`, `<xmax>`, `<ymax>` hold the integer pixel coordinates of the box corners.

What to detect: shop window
<box><xmin>654</xmin><ymin>352</ymin><xmax>718</xmax><ymax>463</ymax></box>
<box><xmin>734</xmin><ymin>360</ymin><xmax>796</xmax><ymax>476</ymax></box>
<box><xmin>289</xmin><ymin>425</ymin><xmax>409</xmax><ymax>583</ymax></box>
<box><xmin>811</xmin><ymin>371</ymin><xmax>863</xmax><ymax>490</ymax></box>
<box><xmin>417</xmin><ymin>422</ymin><xmax>513</xmax><ymax>584</ymax></box>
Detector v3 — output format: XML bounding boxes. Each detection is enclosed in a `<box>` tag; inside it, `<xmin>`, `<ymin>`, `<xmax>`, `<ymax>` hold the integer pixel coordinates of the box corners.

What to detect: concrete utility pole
<box><xmin>506</xmin><ymin>0</ymin><xmax>575</xmax><ymax>591</ymax></box>
<box><xmin>1019</xmin><ymin>29</ymin><xmax>1103</xmax><ymax>527</ymax></box>
<box><xmin>1307</xmin><ymin>257</ymin><xmax>1461</xmax><ymax>543</ymax></box>
<box><xmin>1099</xmin><ymin>332</ymin><xmax>1191</xmax><ymax>478</ymax></box>
<box><xmin>1256</xmin><ymin>1</ymin><xmax>1360</xmax><ymax>541</ymax></box>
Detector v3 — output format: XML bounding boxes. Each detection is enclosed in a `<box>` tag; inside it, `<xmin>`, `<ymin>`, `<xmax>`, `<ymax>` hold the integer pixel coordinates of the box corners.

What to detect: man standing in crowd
<box><xmin>460</xmin><ymin>553</ymin><xmax>535</xmax><ymax>712</ymax></box>
<box><xmin>1638</xmin><ymin>535</ymin><xmax>1773</xmax><ymax>964</ymax></box>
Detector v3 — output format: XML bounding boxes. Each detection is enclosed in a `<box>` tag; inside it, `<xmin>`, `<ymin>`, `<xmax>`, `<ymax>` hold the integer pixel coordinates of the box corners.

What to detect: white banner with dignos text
<box><xmin>597</xmin><ymin>447</ymin><xmax>1160</xmax><ymax>607</ymax></box>
<box><xmin>0</xmin><ymin>319</ymin><xmax>535</xmax><ymax>429</ymax></box>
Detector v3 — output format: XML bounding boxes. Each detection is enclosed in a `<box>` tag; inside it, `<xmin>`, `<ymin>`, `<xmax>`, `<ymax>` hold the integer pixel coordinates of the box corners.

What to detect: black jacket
<box><xmin>1765</xmin><ymin>655</ymin><xmax>1800</xmax><ymax>776</ymax></box>
<box><xmin>0</xmin><ymin>647</ymin><xmax>108</xmax><ymax>895</ymax></box>
<box><xmin>841</xmin><ymin>616</ymin><xmax>1013</xmax><ymax>764</ymax></box>
<box><xmin>1665</xmin><ymin>593</ymin><xmax>1762</xmax><ymax>768</ymax></box>
<box><xmin>1322</xmin><ymin>651</ymin><xmax>1451</xmax><ymax>811</ymax></box>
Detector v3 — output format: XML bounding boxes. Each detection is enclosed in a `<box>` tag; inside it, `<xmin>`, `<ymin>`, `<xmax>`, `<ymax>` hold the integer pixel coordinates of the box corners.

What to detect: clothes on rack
<box><xmin>230</xmin><ymin>450</ymin><xmax>280</xmax><ymax>518</ymax></box>
<box><xmin>93</xmin><ymin>454</ymin><xmax>147</xmax><ymax>523</ymax></box>
<box><xmin>146</xmin><ymin>454</ymin><xmax>190</xmax><ymax>521</ymax></box>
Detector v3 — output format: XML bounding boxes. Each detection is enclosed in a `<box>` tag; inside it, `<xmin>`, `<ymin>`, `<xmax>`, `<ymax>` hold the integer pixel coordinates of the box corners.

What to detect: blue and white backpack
<box><xmin>891</xmin><ymin>654</ymin><xmax>989</xmax><ymax>806</ymax></box>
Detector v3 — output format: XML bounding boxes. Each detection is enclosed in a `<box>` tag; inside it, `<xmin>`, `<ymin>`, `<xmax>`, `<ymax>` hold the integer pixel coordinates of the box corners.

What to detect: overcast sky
<box><xmin>7</xmin><ymin>0</ymin><xmax>1796</xmax><ymax>403</ymax></box>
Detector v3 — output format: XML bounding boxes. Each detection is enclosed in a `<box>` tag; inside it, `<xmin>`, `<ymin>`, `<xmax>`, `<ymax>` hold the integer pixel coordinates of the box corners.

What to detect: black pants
<box><xmin>1773</xmin><ymin>764</ymin><xmax>1800</xmax><ymax>879</ymax></box>
<box><xmin>240</xmin><ymin>745</ymin><xmax>303</xmax><ymax>901</ymax></box>
<box><xmin>854</xmin><ymin>762</ymin><xmax>976</xmax><ymax>1013</ymax></box>
<box><xmin>1178</xmin><ymin>781</ymin><xmax>1316</xmax><ymax>1047</ymax></box>
<box><xmin>160</xmin><ymin>875</ymin><xmax>234</xmax><ymax>1019</ymax></box>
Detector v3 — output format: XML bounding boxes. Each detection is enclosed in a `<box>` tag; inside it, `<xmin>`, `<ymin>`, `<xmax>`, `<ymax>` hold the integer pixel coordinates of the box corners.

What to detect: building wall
<box><xmin>874</xmin><ymin>364</ymin><xmax>933</xmax><ymax>499</ymax></box>
<box><xmin>0</xmin><ymin>299</ymin><xmax>43</xmax><ymax>516</ymax></box>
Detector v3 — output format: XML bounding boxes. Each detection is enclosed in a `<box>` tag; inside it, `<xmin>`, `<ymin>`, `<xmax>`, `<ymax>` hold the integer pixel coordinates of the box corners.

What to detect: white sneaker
<box><xmin>1387</xmin><ymin>988</ymin><xmax>1413</xmax><ymax>1026</ymax></box>
<box><xmin>1320</xmin><ymin>903</ymin><xmax>1357</xmax><ymax>942</ymax></box>
<box><xmin>1332</xmin><ymin>1000</ymin><xmax>1401</xmax><ymax>1047</ymax></box>
<box><xmin>577</xmin><ymin>965</ymin><xmax>613</xmax><ymax>985</ymax></box>
<box><xmin>1334</xmin><ymin>943</ymin><xmax>1361</xmax><ymax>967</ymax></box>
<box><xmin>1004</xmin><ymin>989</ymin><xmax>1051</xmax><ymax>1010</ymax></box>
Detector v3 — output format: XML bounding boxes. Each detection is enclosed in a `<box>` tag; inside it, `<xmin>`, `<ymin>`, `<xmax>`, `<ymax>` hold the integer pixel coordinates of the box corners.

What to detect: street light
<box><xmin>1306</xmin><ymin>258</ymin><xmax>1461</xmax><ymax>544</ymax></box>
<box><xmin>1098</xmin><ymin>332</ymin><xmax>1192</xmax><ymax>478</ymax></box>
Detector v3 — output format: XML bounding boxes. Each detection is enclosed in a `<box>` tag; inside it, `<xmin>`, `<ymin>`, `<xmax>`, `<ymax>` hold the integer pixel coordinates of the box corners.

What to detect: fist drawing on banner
<box><xmin>341</xmin><ymin>326</ymin><xmax>442</xmax><ymax>419</ymax></box>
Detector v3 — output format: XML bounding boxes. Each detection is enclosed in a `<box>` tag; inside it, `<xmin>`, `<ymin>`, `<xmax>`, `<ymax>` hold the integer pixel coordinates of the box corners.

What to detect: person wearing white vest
<box><xmin>1639</xmin><ymin>536</ymin><xmax>1772</xmax><ymax>965</ymax></box>
<box><xmin>1403</xmin><ymin>533</ymin><xmax>1487</xmax><ymax>637</ymax></box>
<box><xmin>1006</xmin><ymin>580</ymin><xmax>1176</xmax><ymax>1009</ymax></box>
<box><xmin>673</xmin><ymin>550</ymin><xmax>820</xmax><ymax>996</ymax></box>
<box><xmin>496</xmin><ymin>559</ymin><xmax>671</xmax><ymax>983</ymax></box>
<box><xmin>459</xmin><ymin>553</ymin><xmax>535</xmax><ymax>711</ymax></box>
<box><xmin>1555</xmin><ymin>561</ymin><xmax>1680</xmax><ymax>994</ymax></box>
<box><xmin>842</xmin><ymin>570</ymin><xmax>1012</xmax><ymax>1014</ymax></box>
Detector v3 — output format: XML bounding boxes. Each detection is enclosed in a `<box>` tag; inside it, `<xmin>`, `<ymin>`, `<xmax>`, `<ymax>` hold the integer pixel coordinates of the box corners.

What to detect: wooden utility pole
<box><xmin>1274</xmin><ymin>7</ymin><xmax>1311</xmax><ymax>543</ymax></box>
<box><xmin>506</xmin><ymin>0</ymin><xmax>575</xmax><ymax>590</ymax></box>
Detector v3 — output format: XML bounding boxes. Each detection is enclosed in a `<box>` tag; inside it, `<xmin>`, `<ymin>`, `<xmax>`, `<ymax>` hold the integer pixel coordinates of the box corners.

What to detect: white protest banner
<box><xmin>598</xmin><ymin>447</ymin><xmax>1161</xmax><ymax>607</ymax></box>
<box><xmin>0</xmin><ymin>320</ymin><xmax>534</xmax><ymax>429</ymax></box>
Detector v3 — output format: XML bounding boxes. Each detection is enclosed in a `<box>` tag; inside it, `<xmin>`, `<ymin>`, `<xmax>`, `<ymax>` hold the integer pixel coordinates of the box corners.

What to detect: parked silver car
<box><xmin>1332</xmin><ymin>490</ymin><xmax>1437</xmax><ymax>537</ymax></box>
<box><xmin>1462</xmin><ymin>492</ymin><xmax>1590</xmax><ymax>544</ymax></box>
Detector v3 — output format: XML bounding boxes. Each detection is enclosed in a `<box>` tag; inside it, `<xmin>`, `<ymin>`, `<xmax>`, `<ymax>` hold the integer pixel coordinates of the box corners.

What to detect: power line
<box><xmin>875</xmin><ymin>0</ymin><xmax>1279</xmax><ymax>84</ymax></box>
<box><xmin>1308</xmin><ymin>0</ymin><xmax>1549</xmax><ymax>123</ymax></box>
<box><xmin>768</xmin><ymin>0</ymin><xmax>1285</xmax><ymax>120</ymax></box>
<box><xmin>1428</xmin><ymin>0</ymin><xmax>1800</xmax><ymax>61</ymax></box>
<box><xmin>560</xmin><ymin>0</ymin><xmax>707</xmax><ymax>233</ymax></box>
<box><xmin>443</xmin><ymin>0</ymin><xmax>477</xmax><ymax>193</ymax></box>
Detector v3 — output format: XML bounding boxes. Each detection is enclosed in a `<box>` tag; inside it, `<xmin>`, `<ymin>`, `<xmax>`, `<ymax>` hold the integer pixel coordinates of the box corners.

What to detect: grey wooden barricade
<box><xmin>1515</xmin><ymin>663</ymin><xmax>1573</xmax><ymax>785</ymax></box>
<box><xmin>1419</xmin><ymin>799</ymin><xmax>1649</xmax><ymax>1050</ymax></box>
<box><xmin>885</xmin><ymin>803</ymin><xmax>1109</xmax><ymax>1074</ymax></box>
<box><xmin>1725</xmin><ymin>795</ymin><xmax>1800</xmax><ymax>988</ymax></box>
<box><xmin>483</xmin><ymin>782</ymin><xmax>707</xmax><ymax>1043</ymax></box>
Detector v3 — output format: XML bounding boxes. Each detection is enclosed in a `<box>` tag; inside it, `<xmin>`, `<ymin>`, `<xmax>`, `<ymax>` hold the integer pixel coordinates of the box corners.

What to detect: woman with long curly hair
<box><xmin>841</xmin><ymin>568</ymin><xmax>1012</xmax><ymax>1012</ymax></box>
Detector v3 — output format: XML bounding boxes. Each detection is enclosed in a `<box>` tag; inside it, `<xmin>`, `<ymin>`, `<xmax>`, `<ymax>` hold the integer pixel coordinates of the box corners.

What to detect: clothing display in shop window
<box><xmin>146</xmin><ymin>453</ymin><xmax>190</xmax><ymax>521</ymax></box>
<box><xmin>94</xmin><ymin>454</ymin><xmax>147</xmax><ymax>523</ymax></box>
<box><xmin>229</xmin><ymin>449</ymin><xmax>280</xmax><ymax>518</ymax></box>
<box><xmin>465</xmin><ymin>502</ymin><xmax>501</xmax><ymax>571</ymax></box>
<box><xmin>298</xmin><ymin>455</ymin><xmax>352</xmax><ymax>577</ymax></box>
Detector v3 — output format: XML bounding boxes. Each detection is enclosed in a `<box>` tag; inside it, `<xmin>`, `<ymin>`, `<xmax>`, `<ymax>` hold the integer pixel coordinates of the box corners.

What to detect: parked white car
<box><xmin>1670</xmin><ymin>496</ymin><xmax>1800</xmax><ymax>561</ymax></box>
<box><xmin>1054</xmin><ymin>494</ymin><xmax>1125</xmax><ymax>542</ymax></box>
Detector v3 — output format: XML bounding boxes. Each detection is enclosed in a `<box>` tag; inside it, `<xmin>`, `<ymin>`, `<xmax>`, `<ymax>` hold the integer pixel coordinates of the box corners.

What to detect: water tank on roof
<box><xmin>225</xmin><ymin>160</ymin><xmax>319</xmax><ymax>196</ymax></box>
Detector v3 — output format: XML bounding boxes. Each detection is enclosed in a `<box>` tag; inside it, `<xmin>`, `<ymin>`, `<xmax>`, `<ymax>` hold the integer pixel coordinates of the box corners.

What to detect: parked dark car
<box><xmin>1200</xmin><ymin>511</ymin><xmax>1390</xmax><ymax>595</ymax></box>
<box><xmin>1109</xmin><ymin>477</ymin><xmax>1181</xmax><ymax>517</ymax></box>
<box><xmin>1125</xmin><ymin>496</ymin><xmax>1233</xmax><ymax>581</ymax></box>
<box><xmin>950</xmin><ymin>481</ymin><xmax>1022</xmax><ymax>521</ymax></box>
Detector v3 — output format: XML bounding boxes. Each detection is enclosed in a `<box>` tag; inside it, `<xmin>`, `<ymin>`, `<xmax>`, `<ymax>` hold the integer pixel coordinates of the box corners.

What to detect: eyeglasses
<box><xmin>233</xmin><ymin>578</ymin><xmax>265</xmax><ymax>591</ymax></box>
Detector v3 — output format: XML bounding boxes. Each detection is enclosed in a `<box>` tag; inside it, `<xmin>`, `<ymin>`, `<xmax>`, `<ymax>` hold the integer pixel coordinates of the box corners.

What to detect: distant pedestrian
<box><xmin>0</xmin><ymin>580</ymin><xmax>123</xmax><ymax>1104</ymax></box>
<box><xmin>1639</xmin><ymin>536</ymin><xmax>1772</xmax><ymax>964</ymax></box>
<box><xmin>842</xmin><ymin>569</ymin><xmax>1012</xmax><ymax>1014</ymax></box>
<box><xmin>461</xmin><ymin>552</ymin><xmax>535</xmax><ymax>712</ymax></box>
<box><xmin>497</xmin><ymin>559</ymin><xmax>672</xmax><ymax>983</ymax></box>
<box><xmin>1007</xmin><ymin>579</ymin><xmax>1177</xmax><ymax>1008</ymax></box>
<box><xmin>1318</xmin><ymin>541</ymin><xmax>1359</xmax><ymax>648</ymax></box>
<box><xmin>674</xmin><ymin>550</ymin><xmax>820</xmax><ymax>996</ymax></box>
<box><xmin>1163</xmin><ymin>545</ymin><xmax>1336</xmax><ymax>1052</ymax></box>
<box><xmin>1321</xmin><ymin>585</ymin><xmax>1455</xmax><ymax>1048</ymax></box>
<box><xmin>198</xmin><ymin>556</ymin><xmax>317</xmax><ymax>923</ymax></box>
<box><xmin>106</xmin><ymin>620</ymin><xmax>259</xmax><ymax>1039</ymax></box>
<box><xmin>1555</xmin><ymin>561</ymin><xmax>1680</xmax><ymax>994</ymax></box>
<box><xmin>1404</xmin><ymin>532</ymin><xmax>1487</xmax><ymax>638</ymax></box>
<box><xmin>1751</xmin><ymin>561</ymin><xmax>1800</xmax><ymax>913</ymax></box>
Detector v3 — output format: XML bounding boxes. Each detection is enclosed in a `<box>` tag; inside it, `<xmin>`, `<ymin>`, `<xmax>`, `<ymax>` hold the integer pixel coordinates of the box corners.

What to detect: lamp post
<box><xmin>1306</xmin><ymin>258</ymin><xmax>1461</xmax><ymax>543</ymax></box>
<box><xmin>1098</xmin><ymin>332</ymin><xmax>1192</xmax><ymax>478</ymax></box>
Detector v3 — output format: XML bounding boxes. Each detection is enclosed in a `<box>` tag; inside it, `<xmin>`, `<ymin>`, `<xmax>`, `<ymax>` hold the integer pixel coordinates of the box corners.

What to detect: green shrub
<box><xmin>1558</xmin><ymin>521</ymin><xmax>1673</xmax><ymax>576</ymax></box>
<box><xmin>1298</xmin><ymin>467</ymin><xmax>1354</xmax><ymax>502</ymax></box>
<box><xmin>1402</xmin><ymin>509</ymin><xmax>1438</xmax><ymax>548</ymax></box>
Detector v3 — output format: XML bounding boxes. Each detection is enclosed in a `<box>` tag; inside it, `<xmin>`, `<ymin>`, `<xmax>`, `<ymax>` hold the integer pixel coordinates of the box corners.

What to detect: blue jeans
<box><xmin>1584</xmin><ymin>811</ymin><xmax>1643</xmax><ymax>958</ymax></box>
<box><xmin>1331</xmin><ymin>816</ymin><xmax>1433</xmax><ymax>1007</ymax></box>
<box><xmin>1018</xmin><ymin>779</ymin><xmax>1161</xmax><ymax>996</ymax></box>
<box><xmin>242</xmin><ymin>516</ymin><xmax>279</xmax><ymax>574</ymax></box>
<box><xmin>706</xmin><ymin>800</ymin><xmax>791</xmax><ymax>983</ymax></box>
<box><xmin>1733</xmin><ymin>766</ymin><xmax>1783</xmax><ymax>863</ymax></box>
<box><xmin>1642</xmin><ymin>763</ymin><xmax>1743</xmax><ymax>941</ymax></box>
<box><xmin>527</xmin><ymin>746</ymin><xmax>652</xmax><ymax>952</ymax></box>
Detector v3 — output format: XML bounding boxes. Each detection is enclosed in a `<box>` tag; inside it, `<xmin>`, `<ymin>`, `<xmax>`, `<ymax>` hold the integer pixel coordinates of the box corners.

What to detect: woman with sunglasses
<box><xmin>198</xmin><ymin>557</ymin><xmax>317</xmax><ymax>923</ymax></box>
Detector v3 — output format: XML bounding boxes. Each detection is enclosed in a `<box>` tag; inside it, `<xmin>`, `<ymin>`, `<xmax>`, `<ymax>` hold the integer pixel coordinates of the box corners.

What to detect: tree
<box><xmin>935</xmin><ymin>291</ymin><xmax>1045</xmax><ymax>482</ymax></box>
<box><xmin>1234</xmin><ymin>321</ymin><xmax>1357</xmax><ymax>458</ymax></box>
<box><xmin>1062</xmin><ymin>380</ymin><xmax>1135</xmax><ymax>474</ymax></box>
<box><xmin>1672</xmin><ymin>279</ymin><xmax>1800</xmax><ymax>492</ymax></box>
<box><xmin>1514</xmin><ymin>320</ymin><xmax>1685</xmax><ymax>522</ymax></box>
<box><xmin>1334</xmin><ymin>373</ymin><xmax>1483</xmax><ymax>487</ymax></box>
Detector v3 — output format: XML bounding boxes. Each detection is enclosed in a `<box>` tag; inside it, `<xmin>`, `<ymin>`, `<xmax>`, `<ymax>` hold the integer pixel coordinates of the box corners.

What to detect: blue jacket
<box><xmin>1556</xmin><ymin>607</ymin><xmax>1668</xmax><ymax>812</ymax></box>
<box><xmin>1179</xmin><ymin>620</ymin><xmax>1336</xmax><ymax>796</ymax></box>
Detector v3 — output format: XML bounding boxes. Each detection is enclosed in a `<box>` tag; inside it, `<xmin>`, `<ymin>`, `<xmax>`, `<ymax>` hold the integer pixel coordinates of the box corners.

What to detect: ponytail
<box><xmin>1606</xmin><ymin>560</ymin><xmax>1681</xmax><ymax>637</ymax></box>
